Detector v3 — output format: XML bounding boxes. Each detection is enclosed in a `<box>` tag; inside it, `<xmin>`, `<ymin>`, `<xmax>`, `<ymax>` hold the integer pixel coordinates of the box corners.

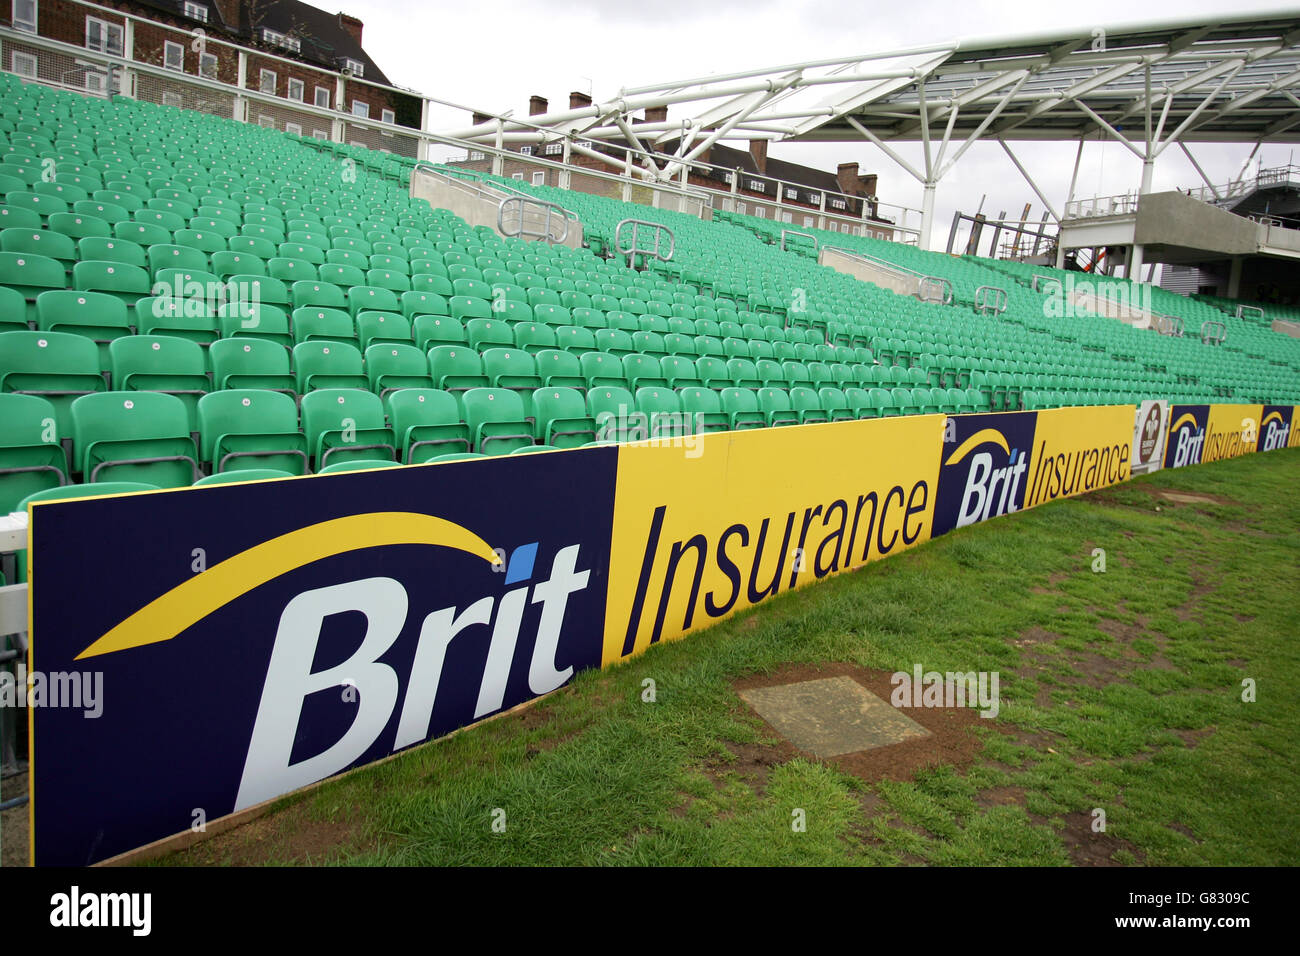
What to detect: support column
<box><xmin>920</xmin><ymin>181</ymin><xmax>937</xmax><ymax>251</ymax></box>
<box><xmin>560</xmin><ymin>138</ymin><xmax>572</xmax><ymax>191</ymax></box>
<box><xmin>1129</xmin><ymin>158</ymin><xmax>1154</xmax><ymax>281</ymax></box>
<box><xmin>492</xmin><ymin>120</ymin><xmax>504</xmax><ymax>178</ymax></box>
<box><xmin>1228</xmin><ymin>256</ymin><xmax>1243</xmax><ymax>298</ymax></box>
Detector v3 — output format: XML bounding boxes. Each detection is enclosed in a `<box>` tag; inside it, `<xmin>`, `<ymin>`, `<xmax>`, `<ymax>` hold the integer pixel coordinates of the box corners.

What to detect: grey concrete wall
<box><xmin>1134</xmin><ymin>191</ymin><xmax>1257</xmax><ymax>254</ymax></box>
<box><xmin>819</xmin><ymin>247</ymin><xmax>917</xmax><ymax>297</ymax></box>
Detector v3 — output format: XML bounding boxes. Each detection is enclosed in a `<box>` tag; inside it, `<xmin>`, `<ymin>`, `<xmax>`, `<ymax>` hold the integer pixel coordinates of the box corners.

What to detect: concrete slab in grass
<box><xmin>739</xmin><ymin>676</ymin><xmax>929</xmax><ymax>757</ymax></box>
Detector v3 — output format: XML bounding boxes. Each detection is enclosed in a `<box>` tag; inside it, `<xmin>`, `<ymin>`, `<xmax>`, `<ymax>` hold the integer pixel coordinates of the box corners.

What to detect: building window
<box><xmin>753</xmin><ymin>207</ymin><xmax>765</xmax><ymax>218</ymax></box>
<box><xmin>258</xmin><ymin>115</ymin><xmax>275</xmax><ymax>129</ymax></box>
<box><xmin>831</xmin><ymin>198</ymin><xmax>847</xmax><ymax>210</ymax></box>
<box><xmin>85</xmin><ymin>17</ymin><xmax>124</xmax><ymax>56</ymax></box>
<box><xmin>11</xmin><ymin>51</ymin><xmax>37</xmax><ymax>77</ymax></box>
<box><xmin>544</xmin><ymin>143</ymin><xmax>562</xmax><ymax>156</ymax></box>
<box><xmin>786</xmin><ymin>186</ymin><xmax>798</xmax><ymax>199</ymax></box>
<box><xmin>724</xmin><ymin>173</ymin><xmax>735</xmax><ymax>185</ymax></box>
<box><xmin>199</xmin><ymin>52</ymin><xmax>217</xmax><ymax>79</ymax></box>
<box><xmin>259</xmin><ymin>69</ymin><xmax>276</xmax><ymax>95</ymax></box>
<box><xmin>532</xmin><ymin>172</ymin><xmax>545</xmax><ymax>186</ymax></box>
<box><xmin>512</xmin><ymin>173</ymin><xmax>524</xmax><ymax>181</ymax></box>
<box><xmin>312</xmin><ymin>129</ymin><xmax>329</xmax><ymax>140</ymax></box>
<box><xmin>750</xmin><ymin>180</ymin><xmax>764</xmax><ymax>192</ymax></box>
<box><xmin>13</xmin><ymin>0</ymin><xmax>37</xmax><ymax>33</ymax></box>
<box><xmin>519</xmin><ymin>146</ymin><xmax>533</xmax><ymax>156</ymax></box>
<box><xmin>781</xmin><ymin>212</ymin><xmax>793</xmax><ymax>224</ymax></box>
<box><xmin>381</xmin><ymin>108</ymin><xmax>395</xmax><ymax>125</ymax></box>
<box><xmin>827</xmin><ymin>221</ymin><xmax>838</xmax><ymax>233</ymax></box>
<box><xmin>341</xmin><ymin>58</ymin><xmax>364</xmax><ymax>77</ymax></box>
<box><xmin>469</xmin><ymin>151</ymin><xmax>485</xmax><ymax>161</ymax></box>
<box><xmin>803</xmin><ymin>216</ymin><xmax>814</xmax><ymax>227</ymax></box>
<box><xmin>183</xmin><ymin>2</ymin><xmax>208</xmax><ymax>22</ymax></box>
<box><xmin>736</xmin><ymin>202</ymin><xmax>746</xmax><ymax>215</ymax></box>
<box><xmin>314</xmin><ymin>86</ymin><xmax>331</xmax><ymax>109</ymax></box>
<box><xmin>351</xmin><ymin>100</ymin><xmax>369</xmax><ymax>118</ymax></box>
<box><xmin>261</xmin><ymin>28</ymin><xmax>300</xmax><ymax>53</ymax></box>
<box><xmin>285</xmin><ymin>122</ymin><xmax>302</xmax><ymax>136</ymax></box>
<box><xmin>163</xmin><ymin>41</ymin><xmax>184</xmax><ymax>71</ymax></box>
<box><xmin>287</xmin><ymin>78</ymin><xmax>304</xmax><ymax>101</ymax></box>
<box><xmin>162</xmin><ymin>91</ymin><xmax>183</xmax><ymax>107</ymax></box>
<box><xmin>576</xmin><ymin>140</ymin><xmax>592</xmax><ymax>149</ymax></box>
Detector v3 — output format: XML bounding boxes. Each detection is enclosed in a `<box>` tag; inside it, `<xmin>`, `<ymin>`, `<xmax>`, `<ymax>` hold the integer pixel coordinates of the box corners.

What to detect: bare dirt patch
<box><xmin>1059</xmin><ymin>810</ymin><xmax>1145</xmax><ymax>865</ymax></box>
<box><xmin>731</xmin><ymin>662</ymin><xmax>985</xmax><ymax>786</ymax></box>
<box><xmin>168</xmin><ymin>799</ymin><xmax>365</xmax><ymax>866</ymax></box>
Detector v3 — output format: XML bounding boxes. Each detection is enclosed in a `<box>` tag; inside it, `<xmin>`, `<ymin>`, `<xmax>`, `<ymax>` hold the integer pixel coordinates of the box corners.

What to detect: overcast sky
<box><xmin>349</xmin><ymin>0</ymin><xmax>1300</xmax><ymax>256</ymax></box>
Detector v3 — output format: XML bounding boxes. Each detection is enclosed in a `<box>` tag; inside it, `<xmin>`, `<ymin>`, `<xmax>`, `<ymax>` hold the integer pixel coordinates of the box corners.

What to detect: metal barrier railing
<box><xmin>1153</xmin><ymin>313</ymin><xmax>1185</xmax><ymax>337</ymax></box>
<box><xmin>918</xmin><ymin>275</ymin><xmax>954</xmax><ymax>305</ymax></box>
<box><xmin>1031</xmin><ymin>274</ymin><xmax>1064</xmax><ymax>294</ymax></box>
<box><xmin>497</xmin><ymin>196</ymin><xmax>571</xmax><ymax>244</ymax></box>
<box><xmin>614</xmin><ymin>219</ymin><xmax>675</xmax><ymax>268</ymax></box>
<box><xmin>1200</xmin><ymin>320</ymin><xmax>1227</xmax><ymax>345</ymax></box>
<box><xmin>973</xmin><ymin>285</ymin><xmax>1008</xmax><ymax>315</ymax></box>
<box><xmin>780</xmin><ymin>229</ymin><xmax>818</xmax><ymax>252</ymax></box>
<box><xmin>1236</xmin><ymin>305</ymin><xmax>1265</xmax><ymax>322</ymax></box>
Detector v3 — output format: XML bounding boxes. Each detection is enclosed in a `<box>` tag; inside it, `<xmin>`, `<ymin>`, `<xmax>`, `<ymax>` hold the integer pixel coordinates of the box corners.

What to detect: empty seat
<box><xmin>109</xmin><ymin>334</ymin><xmax>208</xmax><ymax>429</ymax></box>
<box><xmin>0</xmin><ymin>392</ymin><xmax>67</xmax><ymax>513</ymax></box>
<box><xmin>0</xmin><ymin>329</ymin><xmax>107</xmax><ymax>435</ymax></box>
<box><xmin>197</xmin><ymin>389</ymin><xmax>308</xmax><ymax>475</ymax></box>
<box><xmin>461</xmin><ymin>387</ymin><xmax>533</xmax><ymax>454</ymax></box>
<box><xmin>293</xmin><ymin>341</ymin><xmax>366</xmax><ymax>393</ymax></box>
<box><xmin>300</xmin><ymin>388</ymin><xmax>395</xmax><ymax>469</ymax></box>
<box><xmin>387</xmin><ymin>388</ymin><xmax>470</xmax><ymax>463</ymax></box>
<box><xmin>70</xmin><ymin>391</ymin><xmax>199</xmax><ymax>487</ymax></box>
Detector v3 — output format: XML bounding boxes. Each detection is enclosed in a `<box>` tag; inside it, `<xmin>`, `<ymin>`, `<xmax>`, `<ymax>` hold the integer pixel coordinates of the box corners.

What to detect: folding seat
<box><xmin>400</xmin><ymin>290</ymin><xmax>449</xmax><ymax>321</ymax></box>
<box><xmin>196</xmin><ymin>389</ymin><xmax>307</xmax><ymax>475</ymax></box>
<box><xmin>281</xmin><ymin>241</ymin><xmax>327</xmax><ymax>267</ymax></box>
<box><xmin>532</xmin><ymin>387</ymin><xmax>598</xmax><ymax>448</ymax></box>
<box><xmin>387</xmin><ymin>388</ymin><xmax>470</xmax><ymax>463</ymax></box>
<box><xmin>292</xmin><ymin>341</ymin><xmax>367</xmax><ymax>394</ymax></box>
<box><xmin>461</xmin><ymin>388</ymin><xmax>533</xmax><ymax>455</ymax></box>
<box><xmin>210</xmin><ymin>338</ymin><xmax>295</xmax><ymax>395</ymax></box>
<box><xmin>1</xmin><ymin>227</ymin><xmax>76</xmax><ymax>270</ymax></box>
<box><xmin>428</xmin><ymin>345</ymin><xmax>489</xmax><ymax>394</ymax></box>
<box><xmin>817</xmin><ymin>387</ymin><xmax>855</xmax><ymax>422</ymax></box>
<box><xmin>228</xmin><ymin>236</ymin><xmax>278</xmax><ymax>260</ymax></box>
<box><xmin>554</xmin><ymin>325</ymin><xmax>596</xmax><ymax>353</ymax></box>
<box><xmin>592</xmin><ymin>328</ymin><xmax>633</xmax><ymax>356</ymax></box>
<box><xmin>292</xmin><ymin>306</ymin><xmax>357</xmax><ymax>348</ymax></box>
<box><xmin>5</xmin><ymin>190</ymin><xmax>66</xmax><ymax>221</ymax></box>
<box><xmin>605</xmin><ymin>310</ymin><xmax>638</xmax><ymax>333</ymax></box>
<box><xmin>693</xmin><ymin>356</ymin><xmax>730</xmax><ymax>390</ymax></box>
<box><xmin>678</xmin><ymin>386</ymin><xmax>728</xmax><ymax>433</ymax></box>
<box><xmin>109</xmin><ymin>335</ymin><xmax>208</xmax><ymax>429</ymax></box>
<box><xmin>147</xmin><ymin>243</ymin><xmax>208</xmax><ymax>276</ymax></box>
<box><xmin>757</xmin><ymin>387</ymin><xmax>799</xmax><ymax>427</ymax></box>
<box><xmin>754</xmin><ymin>358</ymin><xmax>787</xmax><ymax>388</ymax></box>
<box><xmin>623</xmin><ymin>353</ymin><xmax>667</xmax><ymax>391</ymax></box>
<box><xmin>0</xmin><ymin>251</ymin><xmax>67</xmax><ymax>321</ymax></box>
<box><xmin>70</xmin><ymin>391</ymin><xmax>199</xmax><ymax>487</ymax></box>
<box><xmin>300</xmin><ymin>388</ymin><xmax>395</xmax><ymax>470</ymax></box>
<box><xmin>291</xmin><ymin>279</ymin><xmax>346</xmax><ymax>311</ymax></box>
<box><xmin>35</xmin><ymin>289</ymin><xmax>132</xmax><ymax>368</ymax></box>
<box><xmin>411</xmin><ymin>273</ymin><xmax>453</xmax><ymax>296</ymax></box>
<box><xmin>660</xmin><ymin>355</ymin><xmax>702</xmax><ymax>390</ymax></box>
<box><xmin>782</xmin><ymin>361</ymin><xmax>813</xmax><ymax>389</ymax></box>
<box><xmin>413</xmin><ymin>314</ymin><xmax>466</xmax><ymax>351</ymax></box>
<box><xmin>191</xmin><ymin>468</ymin><xmax>295</xmax><ymax>485</ymax></box>
<box><xmin>366</xmin><ymin>343</ymin><xmax>434</xmax><ymax>397</ymax></box>
<box><xmin>789</xmin><ymin>386</ymin><xmax>830</xmax><ymax>424</ymax></box>
<box><xmin>0</xmin><ymin>393</ymin><xmax>68</xmax><ymax>512</ymax></box>
<box><xmin>587</xmin><ymin>385</ymin><xmax>644</xmax><ymax>442</ymax></box>
<box><xmin>462</xmin><ymin>318</ymin><xmax>510</xmax><ymax>352</ymax></box>
<box><xmin>719</xmin><ymin>387</ymin><xmax>765</xmax><ymax>430</ymax></box>
<box><xmin>71</xmin><ymin>260</ymin><xmax>150</xmax><ymax>312</ymax></box>
<box><xmin>0</xmin><ymin>203</ymin><xmax>41</xmax><ymax>230</ymax></box>
<box><xmin>354</xmin><ymin>311</ymin><xmax>410</xmax><ymax>350</ymax></box>
<box><xmin>449</xmin><ymin>294</ymin><xmax>492</xmax><ymax>323</ymax></box>
<box><xmin>889</xmin><ymin>386</ymin><xmax>915</xmax><ymax>416</ymax></box>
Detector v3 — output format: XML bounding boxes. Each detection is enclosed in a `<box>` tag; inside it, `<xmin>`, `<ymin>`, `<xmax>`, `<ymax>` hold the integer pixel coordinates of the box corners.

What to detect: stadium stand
<box><xmin>1</xmin><ymin>69</ymin><xmax>1298</xmax><ymax>507</ymax></box>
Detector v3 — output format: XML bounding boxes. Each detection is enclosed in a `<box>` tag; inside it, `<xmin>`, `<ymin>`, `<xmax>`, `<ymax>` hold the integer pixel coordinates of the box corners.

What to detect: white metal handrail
<box><xmin>498</xmin><ymin>196</ymin><xmax>571</xmax><ymax>244</ymax></box>
<box><xmin>614</xmin><ymin>219</ymin><xmax>675</xmax><ymax>267</ymax></box>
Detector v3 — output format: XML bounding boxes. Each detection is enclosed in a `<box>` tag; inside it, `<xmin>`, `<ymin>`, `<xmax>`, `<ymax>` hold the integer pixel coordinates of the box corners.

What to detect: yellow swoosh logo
<box><xmin>945</xmin><ymin>429</ymin><xmax>1011</xmax><ymax>466</ymax></box>
<box><xmin>76</xmin><ymin>512</ymin><xmax>500</xmax><ymax>660</ymax></box>
<box><xmin>1261</xmin><ymin>411</ymin><xmax>1283</xmax><ymax>428</ymax></box>
<box><xmin>1170</xmin><ymin>413</ymin><xmax>1200</xmax><ymax>435</ymax></box>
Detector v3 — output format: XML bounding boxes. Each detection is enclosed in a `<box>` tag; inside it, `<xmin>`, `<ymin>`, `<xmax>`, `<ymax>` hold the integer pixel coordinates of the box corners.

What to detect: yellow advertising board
<box><xmin>603</xmin><ymin>415</ymin><xmax>945</xmax><ymax>666</ymax></box>
<box><xmin>1023</xmin><ymin>405</ymin><xmax>1135</xmax><ymax>508</ymax></box>
<box><xmin>1203</xmin><ymin>404</ymin><xmax>1264</xmax><ymax>463</ymax></box>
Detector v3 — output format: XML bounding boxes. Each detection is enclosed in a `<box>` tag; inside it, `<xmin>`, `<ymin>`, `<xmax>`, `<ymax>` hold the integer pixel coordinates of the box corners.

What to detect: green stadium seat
<box><xmin>70</xmin><ymin>391</ymin><xmax>200</xmax><ymax>486</ymax></box>
<box><xmin>0</xmin><ymin>393</ymin><xmax>67</xmax><ymax>513</ymax></box>
<box><xmin>387</xmin><ymin>388</ymin><xmax>471</xmax><ymax>463</ymax></box>
<box><xmin>300</xmin><ymin>388</ymin><xmax>395</xmax><ymax>469</ymax></box>
<box><xmin>197</xmin><ymin>389</ymin><xmax>308</xmax><ymax>475</ymax></box>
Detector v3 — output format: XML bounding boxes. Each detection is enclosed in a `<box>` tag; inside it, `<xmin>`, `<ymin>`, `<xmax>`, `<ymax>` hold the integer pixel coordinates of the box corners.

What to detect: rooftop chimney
<box><xmin>749</xmin><ymin>139</ymin><xmax>768</xmax><ymax>176</ymax></box>
<box><xmin>337</xmin><ymin>13</ymin><xmax>363</xmax><ymax>46</ymax></box>
<box><xmin>529</xmin><ymin>95</ymin><xmax>549</xmax><ymax>116</ymax></box>
<box><xmin>471</xmin><ymin>112</ymin><xmax>492</xmax><ymax>126</ymax></box>
<box><xmin>212</xmin><ymin>0</ymin><xmax>240</xmax><ymax>29</ymax></box>
<box><xmin>570</xmin><ymin>91</ymin><xmax>593</xmax><ymax>110</ymax></box>
<box><xmin>837</xmin><ymin>162</ymin><xmax>862</xmax><ymax>195</ymax></box>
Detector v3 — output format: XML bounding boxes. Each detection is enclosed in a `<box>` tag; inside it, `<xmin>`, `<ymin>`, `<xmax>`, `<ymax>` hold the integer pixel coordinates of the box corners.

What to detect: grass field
<box><xmin>159</xmin><ymin>447</ymin><xmax>1300</xmax><ymax>867</ymax></box>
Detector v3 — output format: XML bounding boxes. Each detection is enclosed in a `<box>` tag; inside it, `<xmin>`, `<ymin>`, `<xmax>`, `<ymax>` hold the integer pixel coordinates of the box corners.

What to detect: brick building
<box><xmin>456</xmin><ymin>92</ymin><xmax>893</xmax><ymax>236</ymax></box>
<box><xmin>1</xmin><ymin>0</ymin><xmax>420</xmax><ymax>137</ymax></box>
